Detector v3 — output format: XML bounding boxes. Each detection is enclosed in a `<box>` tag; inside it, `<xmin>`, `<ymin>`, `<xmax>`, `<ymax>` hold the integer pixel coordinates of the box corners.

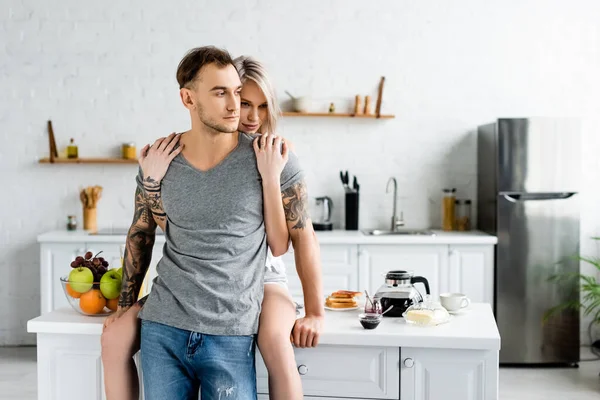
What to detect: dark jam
<box><xmin>360</xmin><ymin>317</ymin><xmax>381</xmax><ymax>330</ymax></box>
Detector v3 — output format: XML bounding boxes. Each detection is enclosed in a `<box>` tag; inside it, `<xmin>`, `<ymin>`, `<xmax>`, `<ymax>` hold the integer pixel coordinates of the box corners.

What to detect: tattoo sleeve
<box><xmin>281</xmin><ymin>180</ymin><xmax>310</xmax><ymax>229</ymax></box>
<box><xmin>118</xmin><ymin>187</ymin><xmax>157</xmax><ymax>308</ymax></box>
<box><xmin>142</xmin><ymin>176</ymin><xmax>167</xmax><ymax>228</ymax></box>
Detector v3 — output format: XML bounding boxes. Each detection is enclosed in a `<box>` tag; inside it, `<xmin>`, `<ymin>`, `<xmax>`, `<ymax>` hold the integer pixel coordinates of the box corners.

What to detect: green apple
<box><xmin>68</xmin><ymin>267</ymin><xmax>94</xmax><ymax>293</ymax></box>
<box><xmin>100</xmin><ymin>269</ymin><xmax>122</xmax><ymax>300</ymax></box>
<box><xmin>116</xmin><ymin>267</ymin><xmax>123</xmax><ymax>278</ymax></box>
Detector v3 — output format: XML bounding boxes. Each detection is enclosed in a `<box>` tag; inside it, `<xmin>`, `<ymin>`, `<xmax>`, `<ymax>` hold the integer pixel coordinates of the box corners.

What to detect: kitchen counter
<box><xmin>28</xmin><ymin>303</ymin><xmax>499</xmax><ymax>350</ymax></box>
<box><xmin>38</xmin><ymin>229</ymin><xmax>497</xmax><ymax>245</ymax></box>
<box><xmin>28</xmin><ymin>304</ymin><xmax>500</xmax><ymax>399</ymax></box>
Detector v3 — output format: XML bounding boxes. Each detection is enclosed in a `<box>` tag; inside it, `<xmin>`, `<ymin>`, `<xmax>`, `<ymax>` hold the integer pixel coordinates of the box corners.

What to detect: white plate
<box><xmin>325</xmin><ymin>306</ymin><xmax>360</xmax><ymax>311</ymax></box>
<box><xmin>447</xmin><ymin>308</ymin><xmax>471</xmax><ymax>315</ymax></box>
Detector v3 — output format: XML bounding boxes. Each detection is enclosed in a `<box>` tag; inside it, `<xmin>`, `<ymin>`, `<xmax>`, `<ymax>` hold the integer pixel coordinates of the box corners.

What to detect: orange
<box><xmin>66</xmin><ymin>283</ymin><xmax>82</xmax><ymax>299</ymax></box>
<box><xmin>106</xmin><ymin>298</ymin><xmax>119</xmax><ymax>312</ymax></box>
<box><xmin>79</xmin><ymin>289</ymin><xmax>107</xmax><ymax>314</ymax></box>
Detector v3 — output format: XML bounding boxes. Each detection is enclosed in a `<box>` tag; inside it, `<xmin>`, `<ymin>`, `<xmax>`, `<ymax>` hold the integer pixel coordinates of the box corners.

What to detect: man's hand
<box><xmin>102</xmin><ymin>306</ymin><xmax>130</xmax><ymax>331</ymax></box>
<box><xmin>291</xmin><ymin>315</ymin><xmax>323</xmax><ymax>348</ymax></box>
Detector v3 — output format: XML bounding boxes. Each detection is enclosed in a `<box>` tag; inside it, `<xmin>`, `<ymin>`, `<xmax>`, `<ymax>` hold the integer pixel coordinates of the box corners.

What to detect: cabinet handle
<box><xmin>403</xmin><ymin>358</ymin><xmax>414</xmax><ymax>368</ymax></box>
<box><xmin>297</xmin><ymin>364</ymin><xmax>308</xmax><ymax>375</ymax></box>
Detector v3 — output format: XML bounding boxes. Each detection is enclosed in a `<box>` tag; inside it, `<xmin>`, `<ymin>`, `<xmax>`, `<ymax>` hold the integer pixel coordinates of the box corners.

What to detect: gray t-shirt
<box><xmin>138</xmin><ymin>132</ymin><xmax>303</xmax><ymax>335</ymax></box>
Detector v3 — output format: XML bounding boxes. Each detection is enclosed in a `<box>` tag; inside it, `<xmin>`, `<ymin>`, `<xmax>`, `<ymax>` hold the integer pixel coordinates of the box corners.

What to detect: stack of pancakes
<box><xmin>325</xmin><ymin>290</ymin><xmax>362</xmax><ymax>309</ymax></box>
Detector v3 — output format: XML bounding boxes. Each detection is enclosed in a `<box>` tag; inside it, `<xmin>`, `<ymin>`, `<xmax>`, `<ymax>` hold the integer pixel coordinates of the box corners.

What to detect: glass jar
<box><xmin>122</xmin><ymin>143</ymin><xmax>137</xmax><ymax>160</ymax></box>
<box><xmin>456</xmin><ymin>199</ymin><xmax>472</xmax><ymax>231</ymax></box>
<box><xmin>441</xmin><ymin>188</ymin><xmax>456</xmax><ymax>231</ymax></box>
<box><xmin>66</xmin><ymin>215</ymin><xmax>77</xmax><ymax>231</ymax></box>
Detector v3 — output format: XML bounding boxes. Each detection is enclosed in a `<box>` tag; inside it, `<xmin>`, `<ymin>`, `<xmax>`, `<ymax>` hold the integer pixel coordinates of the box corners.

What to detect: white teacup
<box><xmin>439</xmin><ymin>293</ymin><xmax>470</xmax><ymax>312</ymax></box>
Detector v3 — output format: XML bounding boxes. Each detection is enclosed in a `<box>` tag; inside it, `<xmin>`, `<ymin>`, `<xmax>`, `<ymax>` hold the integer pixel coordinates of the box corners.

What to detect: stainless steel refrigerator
<box><xmin>477</xmin><ymin>118</ymin><xmax>581</xmax><ymax>365</ymax></box>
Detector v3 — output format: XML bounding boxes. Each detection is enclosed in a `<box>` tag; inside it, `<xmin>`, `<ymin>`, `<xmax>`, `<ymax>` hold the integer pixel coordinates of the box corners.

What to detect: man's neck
<box><xmin>180</xmin><ymin>123</ymin><xmax>239</xmax><ymax>169</ymax></box>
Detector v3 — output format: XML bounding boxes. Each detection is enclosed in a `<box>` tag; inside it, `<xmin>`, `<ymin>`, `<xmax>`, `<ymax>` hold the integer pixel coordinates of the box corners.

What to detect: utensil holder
<box><xmin>83</xmin><ymin>207</ymin><xmax>97</xmax><ymax>233</ymax></box>
<box><xmin>345</xmin><ymin>191</ymin><xmax>359</xmax><ymax>230</ymax></box>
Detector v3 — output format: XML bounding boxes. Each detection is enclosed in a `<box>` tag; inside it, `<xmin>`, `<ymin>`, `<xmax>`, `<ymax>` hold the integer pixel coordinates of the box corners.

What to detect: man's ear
<box><xmin>180</xmin><ymin>88</ymin><xmax>195</xmax><ymax>110</ymax></box>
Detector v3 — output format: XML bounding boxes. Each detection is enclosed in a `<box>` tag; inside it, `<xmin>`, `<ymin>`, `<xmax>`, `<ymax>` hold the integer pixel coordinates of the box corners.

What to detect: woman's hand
<box><xmin>253</xmin><ymin>133</ymin><xmax>289</xmax><ymax>184</ymax></box>
<box><xmin>139</xmin><ymin>133</ymin><xmax>183</xmax><ymax>185</ymax></box>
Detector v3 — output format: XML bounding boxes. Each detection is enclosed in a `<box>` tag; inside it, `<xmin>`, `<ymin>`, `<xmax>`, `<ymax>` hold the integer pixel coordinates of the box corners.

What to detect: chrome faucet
<box><xmin>386</xmin><ymin>177</ymin><xmax>404</xmax><ymax>231</ymax></box>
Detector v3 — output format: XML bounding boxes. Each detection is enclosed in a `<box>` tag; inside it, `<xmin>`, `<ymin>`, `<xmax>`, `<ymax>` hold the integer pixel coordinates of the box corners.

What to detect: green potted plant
<box><xmin>544</xmin><ymin>237</ymin><xmax>600</xmax><ymax>353</ymax></box>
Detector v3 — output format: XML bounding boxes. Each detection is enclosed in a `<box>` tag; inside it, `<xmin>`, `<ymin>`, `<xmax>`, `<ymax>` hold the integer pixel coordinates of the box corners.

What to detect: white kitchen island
<box><xmin>28</xmin><ymin>303</ymin><xmax>500</xmax><ymax>400</ymax></box>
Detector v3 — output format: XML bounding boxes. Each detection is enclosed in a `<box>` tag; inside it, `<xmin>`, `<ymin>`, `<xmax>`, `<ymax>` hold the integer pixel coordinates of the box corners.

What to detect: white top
<box><xmin>37</xmin><ymin>229</ymin><xmax>497</xmax><ymax>245</ymax></box>
<box><xmin>27</xmin><ymin>303</ymin><xmax>500</xmax><ymax>351</ymax></box>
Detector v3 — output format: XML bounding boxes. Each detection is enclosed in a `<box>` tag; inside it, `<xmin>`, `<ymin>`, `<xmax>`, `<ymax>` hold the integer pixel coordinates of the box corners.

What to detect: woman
<box><xmin>101</xmin><ymin>56</ymin><xmax>304</xmax><ymax>400</ymax></box>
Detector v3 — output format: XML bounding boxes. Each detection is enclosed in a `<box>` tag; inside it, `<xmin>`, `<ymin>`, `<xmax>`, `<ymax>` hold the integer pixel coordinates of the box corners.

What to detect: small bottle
<box><xmin>66</xmin><ymin>215</ymin><xmax>78</xmax><ymax>231</ymax></box>
<box><xmin>456</xmin><ymin>199</ymin><xmax>472</xmax><ymax>231</ymax></box>
<box><xmin>329</xmin><ymin>102</ymin><xmax>335</xmax><ymax>113</ymax></box>
<box><xmin>66</xmin><ymin>138</ymin><xmax>78</xmax><ymax>159</ymax></box>
<box><xmin>441</xmin><ymin>188</ymin><xmax>456</xmax><ymax>231</ymax></box>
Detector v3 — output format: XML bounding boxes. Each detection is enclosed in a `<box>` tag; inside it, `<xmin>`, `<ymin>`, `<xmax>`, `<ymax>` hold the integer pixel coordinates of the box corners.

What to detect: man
<box><xmin>114</xmin><ymin>46</ymin><xmax>323</xmax><ymax>399</ymax></box>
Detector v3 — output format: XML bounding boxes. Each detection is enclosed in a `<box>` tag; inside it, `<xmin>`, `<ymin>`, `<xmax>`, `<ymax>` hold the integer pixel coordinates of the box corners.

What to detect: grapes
<box><xmin>75</xmin><ymin>256</ymin><xmax>84</xmax><ymax>264</ymax></box>
<box><xmin>70</xmin><ymin>261</ymin><xmax>78</xmax><ymax>268</ymax></box>
<box><xmin>92</xmin><ymin>258</ymin><xmax>101</xmax><ymax>267</ymax></box>
<box><xmin>97</xmin><ymin>266</ymin><xmax>107</xmax><ymax>275</ymax></box>
<box><xmin>101</xmin><ymin>261</ymin><xmax>109</xmax><ymax>268</ymax></box>
<box><xmin>85</xmin><ymin>251</ymin><xmax>93</xmax><ymax>260</ymax></box>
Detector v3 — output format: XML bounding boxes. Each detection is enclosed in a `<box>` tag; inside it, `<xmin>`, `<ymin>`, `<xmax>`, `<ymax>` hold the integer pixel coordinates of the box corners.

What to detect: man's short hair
<box><xmin>176</xmin><ymin>46</ymin><xmax>235</xmax><ymax>89</ymax></box>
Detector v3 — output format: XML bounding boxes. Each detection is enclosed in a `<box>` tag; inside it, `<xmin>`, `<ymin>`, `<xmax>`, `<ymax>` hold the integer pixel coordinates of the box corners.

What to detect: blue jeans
<box><xmin>140</xmin><ymin>319</ymin><xmax>257</xmax><ymax>400</ymax></box>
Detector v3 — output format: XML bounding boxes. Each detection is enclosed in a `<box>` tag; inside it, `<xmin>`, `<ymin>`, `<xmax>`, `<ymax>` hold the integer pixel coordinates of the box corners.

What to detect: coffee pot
<box><xmin>313</xmin><ymin>196</ymin><xmax>333</xmax><ymax>231</ymax></box>
<box><xmin>373</xmin><ymin>270</ymin><xmax>430</xmax><ymax>317</ymax></box>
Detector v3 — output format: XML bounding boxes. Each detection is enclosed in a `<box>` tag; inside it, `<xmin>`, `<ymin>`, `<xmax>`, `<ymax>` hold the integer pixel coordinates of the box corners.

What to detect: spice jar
<box><xmin>66</xmin><ymin>215</ymin><xmax>78</xmax><ymax>231</ymax></box>
<box><xmin>441</xmin><ymin>188</ymin><xmax>456</xmax><ymax>231</ymax></box>
<box><xmin>456</xmin><ymin>199</ymin><xmax>472</xmax><ymax>231</ymax></box>
<box><xmin>122</xmin><ymin>143</ymin><xmax>137</xmax><ymax>160</ymax></box>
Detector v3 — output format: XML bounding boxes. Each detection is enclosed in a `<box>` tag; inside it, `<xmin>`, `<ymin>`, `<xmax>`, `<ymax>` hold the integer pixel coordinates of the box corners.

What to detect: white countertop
<box><xmin>38</xmin><ymin>229</ymin><xmax>497</xmax><ymax>245</ymax></box>
<box><xmin>28</xmin><ymin>303</ymin><xmax>500</xmax><ymax>351</ymax></box>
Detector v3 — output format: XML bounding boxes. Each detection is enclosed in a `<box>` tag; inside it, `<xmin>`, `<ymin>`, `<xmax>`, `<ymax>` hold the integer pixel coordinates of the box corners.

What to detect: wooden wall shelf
<box><xmin>282</xmin><ymin>112</ymin><xmax>395</xmax><ymax>119</ymax></box>
<box><xmin>39</xmin><ymin>158</ymin><xmax>138</xmax><ymax>164</ymax></box>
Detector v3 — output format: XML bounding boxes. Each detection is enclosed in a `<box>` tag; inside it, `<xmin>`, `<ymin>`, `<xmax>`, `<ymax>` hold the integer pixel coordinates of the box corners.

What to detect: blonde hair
<box><xmin>233</xmin><ymin>56</ymin><xmax>280</xmax><ymax>134</ymax></box>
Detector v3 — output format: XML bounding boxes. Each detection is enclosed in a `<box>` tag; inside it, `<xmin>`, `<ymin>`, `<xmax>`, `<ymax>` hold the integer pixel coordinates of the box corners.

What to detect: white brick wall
<box><xmin>1</xmin><ymin>0</ymin><xmax>599</xmax><ymax>345</ymax></box>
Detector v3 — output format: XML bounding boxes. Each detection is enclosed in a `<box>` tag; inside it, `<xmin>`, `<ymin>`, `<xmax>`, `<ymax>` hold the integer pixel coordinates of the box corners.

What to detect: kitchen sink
<box><xmin>361</xmin><ymin>229</ymin><xmax>436</xmax><ymax>236</ymax></box>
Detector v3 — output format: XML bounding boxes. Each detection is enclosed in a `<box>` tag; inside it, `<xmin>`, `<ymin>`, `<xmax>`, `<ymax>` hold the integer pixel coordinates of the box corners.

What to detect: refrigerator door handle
<box><xmin>502</xmin><ymin>192</ymin><xmax>577</xmax><ymax>202</ymax></box>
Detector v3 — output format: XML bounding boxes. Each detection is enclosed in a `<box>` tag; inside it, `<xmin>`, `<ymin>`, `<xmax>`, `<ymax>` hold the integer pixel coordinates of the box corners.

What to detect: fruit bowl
<box><xmin>60</xmin><ymin>276</ymin><xmax>119</xmax><ymax>316</ymax></box>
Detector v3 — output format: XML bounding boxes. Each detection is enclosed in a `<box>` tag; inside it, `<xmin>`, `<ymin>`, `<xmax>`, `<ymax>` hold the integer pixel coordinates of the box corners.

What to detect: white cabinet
<box><xmin>448</xmin><ymin>245</ymin><xmax>494</xmax><ymax>305</ymax></box>
<box><xmin>256</xmin><ymin>345</ymin><xmax>399</xmax><ymax>399</ymax></box>
<box><xmin>40</xmin><ymin>240</ymin><xmax>494</xmax><ymax>313</ymax></box>
<box><xmin>40</xmin><ymin>242</ymin><xmax>164</xmax><ymax>313</ymax></box>
<box><xmin>400</xmin><ymin>347</ymin><xmax>499</xmax><ymax>400</ymax></box>
<box><xmin>40</xmin><ymin>243</ymin><xmax>87</xmax><ymax>314</ymax></box>
<box><xmin>282</xmin><ymin>245</ymin><xmax>358</xmax><ymax>300</ymax></box>
<box><xmin>359</xmin><ymin>245</ymin><xmax>448</xmax><ymax>298</ymax></box>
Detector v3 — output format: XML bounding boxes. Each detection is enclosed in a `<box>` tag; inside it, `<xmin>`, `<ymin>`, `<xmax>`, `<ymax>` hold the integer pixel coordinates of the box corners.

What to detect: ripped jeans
<box><xmin>140</xmin><ymin>320</ymin><xmax>257</xmax><ymax>400</ymax></box>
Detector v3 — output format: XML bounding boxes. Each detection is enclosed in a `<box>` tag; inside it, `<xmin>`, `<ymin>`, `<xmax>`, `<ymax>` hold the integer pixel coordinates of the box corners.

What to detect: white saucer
<box><xmin>325</xmin><ymin>306</ymin><xmax>359</xmax><ymax>311</ymax></box>
<box><xmin>447</xmin><ymin>308</ymin><xmax>471</xmax><ymax>315</ymax></box>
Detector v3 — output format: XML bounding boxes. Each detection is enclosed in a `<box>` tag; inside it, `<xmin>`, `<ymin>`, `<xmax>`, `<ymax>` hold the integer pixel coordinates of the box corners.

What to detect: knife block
<box><xmin>345</xmin><ymin>191</ymin><xmax>359</xmax><ymax>230</ymax></box>
<box><xmin>83</xmin><ymin>207</ymin><xmax>98</xmax><ymax>233</ymax></box>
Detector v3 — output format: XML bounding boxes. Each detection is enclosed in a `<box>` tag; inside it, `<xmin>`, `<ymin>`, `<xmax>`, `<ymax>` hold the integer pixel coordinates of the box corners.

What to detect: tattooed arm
<box><xmin>117</xmin><ymin>187</ymin><xmax>157</xmax><ymax>310</ymax></box>
<box><xmin>138</xmin><ymin>132</ymin><xmax>183</xmax><ymax>232</ymax></box>
<box><xmin>283</xmin><ymin>179</ymin><xmax>325</xmax><ymax>347</ymax></box>
<box><xmin>141</xmin><ymin>176</ymin><xmax>167</xmax><ymax>232</ymax></box>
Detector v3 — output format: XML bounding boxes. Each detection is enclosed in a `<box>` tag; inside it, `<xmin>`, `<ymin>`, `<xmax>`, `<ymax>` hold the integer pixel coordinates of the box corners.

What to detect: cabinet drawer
<box><xmin>256</xmin><ymin>345</ymin><xmax>399</xmax><ymax>399</ymax></box>
<box><xmin>281</xmin><ymin>244</ymin><xmax>357</xmax><ymax>267</ymax></box>
<box><xmin>282</xmin><ymin>245</ymin><xmax>359</xmax><ymax>299</ymax></box>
